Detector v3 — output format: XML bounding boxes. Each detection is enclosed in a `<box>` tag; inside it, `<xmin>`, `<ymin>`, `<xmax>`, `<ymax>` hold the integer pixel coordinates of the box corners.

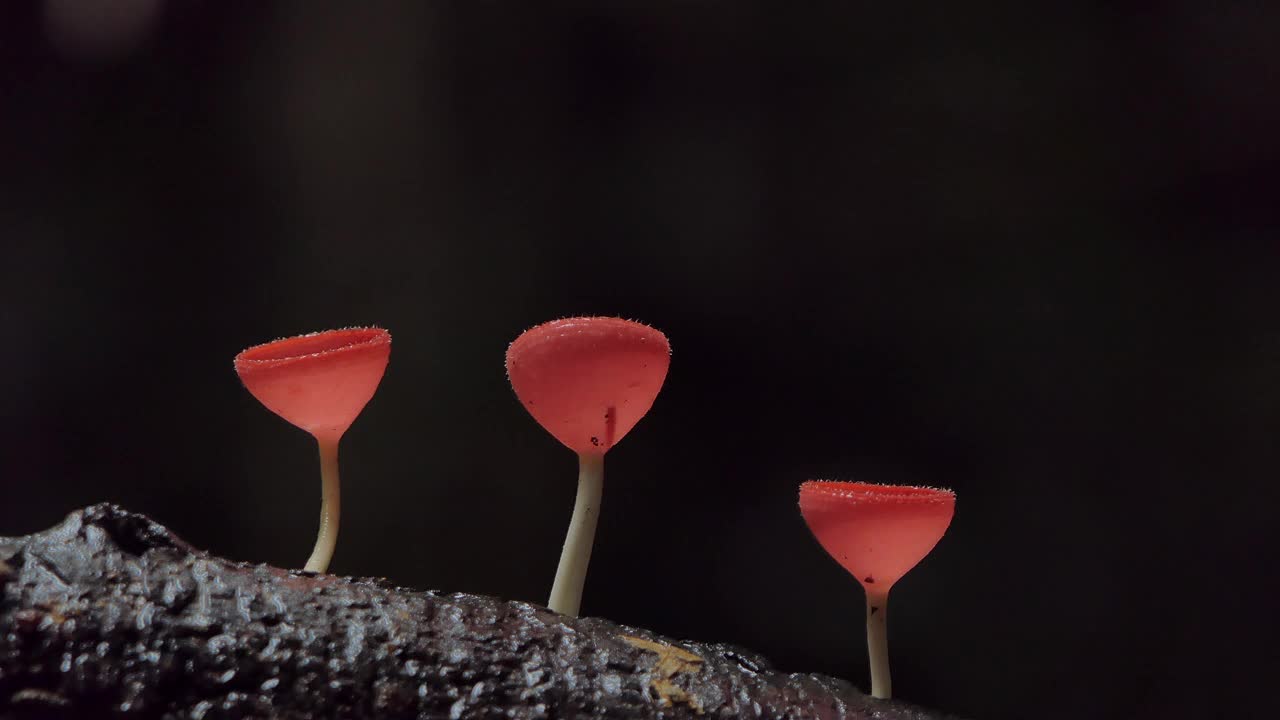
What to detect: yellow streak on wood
<box><xmin>622</xmin><ymin>635</ymin><xmax>705</xmax><ymax>714</ymax></box>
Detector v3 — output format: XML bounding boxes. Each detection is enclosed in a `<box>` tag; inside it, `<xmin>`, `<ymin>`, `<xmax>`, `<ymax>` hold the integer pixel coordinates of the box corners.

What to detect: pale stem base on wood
<box><xmin>547</xmin><ymin>453</ymin><xmax>605</xmax><ymax>616</ymax></box>
<box><xmin>866</xmin><ymin>590</ymin><xmax>891</xmax><ymax>699</ymax></box>
<box><xmin>303</xmin><ymin>436</ymin><xmax>341</xmax><ymax>573</ymax></box>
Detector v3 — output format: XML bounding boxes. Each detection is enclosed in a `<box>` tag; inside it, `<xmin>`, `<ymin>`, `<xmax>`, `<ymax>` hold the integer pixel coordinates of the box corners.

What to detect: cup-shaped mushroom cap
<box><xmin>235</xmin><ymin>328</ymin><xmax>391</xmax><ymax>442</ymax></box>
<box><xmin>506</xmin><ymin>317</ymin><xmax>670</xmax><ymax>456</ymax></box>
<box><xmin>799</xmin><ymin>480</ymin><xmax>955</xmax><ymax>592</ymax></box>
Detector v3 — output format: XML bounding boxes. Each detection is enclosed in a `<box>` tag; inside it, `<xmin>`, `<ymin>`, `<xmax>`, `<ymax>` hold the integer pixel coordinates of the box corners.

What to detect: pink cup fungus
<box><xmin>235</xmin><ymin>327</ymin><xmax>391</xmax><ymax>574</ymax></box>
<box><xmin>506</xmin><ymin>316</ymin><xmax>670</xmax><ymax>616</ymax></box>
<box><xmin>798</xmin><ymin>480</ymin><xmax>956</xmax><ymax>700</ymax></box>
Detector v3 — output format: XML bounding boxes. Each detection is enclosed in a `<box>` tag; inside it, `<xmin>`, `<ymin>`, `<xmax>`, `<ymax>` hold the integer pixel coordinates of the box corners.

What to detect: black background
<box><xmin>3</xmin><ymin>3</ymin><xmax>1279</xmax><ymax>718</ymax></box>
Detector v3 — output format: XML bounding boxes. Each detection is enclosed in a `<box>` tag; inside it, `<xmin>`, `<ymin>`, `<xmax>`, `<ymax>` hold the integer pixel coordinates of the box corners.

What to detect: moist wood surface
<box><xmin>0</xmin><ymin>505</ymin><xmax>961</xmax><ymax>720</ymax></box>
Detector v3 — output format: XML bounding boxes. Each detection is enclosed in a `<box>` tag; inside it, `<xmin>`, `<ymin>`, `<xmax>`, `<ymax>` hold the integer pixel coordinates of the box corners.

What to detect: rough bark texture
<box><xmin>0</xmin><ymin>505</ymin><xmax>962</xmax><ymax>720</ymax></box>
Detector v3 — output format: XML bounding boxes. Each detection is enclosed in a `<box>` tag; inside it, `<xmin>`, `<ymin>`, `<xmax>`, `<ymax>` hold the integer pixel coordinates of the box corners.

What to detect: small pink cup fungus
<box><xmin>506</xmin><ymin>317</ymin><xmax>670</xmax><ymax>616</ymax></box>
<box><xmin>235</xmin><ymin>327</ymin><xmax>391</xmax><ymax>573</ymax></box>
<box><xmin>798</xmin><ymin>480</ymin><xmax>956</xmax><ymax>700</ymax></box>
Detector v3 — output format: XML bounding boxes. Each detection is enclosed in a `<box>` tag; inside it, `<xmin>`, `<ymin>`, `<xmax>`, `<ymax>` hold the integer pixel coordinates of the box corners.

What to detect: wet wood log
<box><xmin>0</xmin><ymin>504</ymin><xmax>960</xmax><ymax>719</ymax></box>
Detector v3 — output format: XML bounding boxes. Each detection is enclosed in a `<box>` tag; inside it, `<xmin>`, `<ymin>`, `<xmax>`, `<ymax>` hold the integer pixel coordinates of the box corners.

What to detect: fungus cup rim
<box><xmin>799</xmin><ymin>480</ymin><xmax>955</xmax><ymax>506</ymax></box>
<box><xmin>235</xmin><ymin>327</ymin><xmax>391</xmax><ymax>368</ymax></box>
<box><xmin>504</xmin><ymin>316</ymin><xmax>670</xmax><ymax>375</ymax></box>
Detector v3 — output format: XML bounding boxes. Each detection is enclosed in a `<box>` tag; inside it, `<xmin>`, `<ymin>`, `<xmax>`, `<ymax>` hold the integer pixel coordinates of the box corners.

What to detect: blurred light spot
<box><xmin>44</xmin><ymin>0</ymin><xmax>162</xmax><ymax>61</ymax></box>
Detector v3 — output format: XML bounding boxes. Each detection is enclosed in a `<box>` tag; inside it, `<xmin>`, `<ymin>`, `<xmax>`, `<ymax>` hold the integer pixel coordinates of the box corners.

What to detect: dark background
<box><xmin>2</xmin><ymin>2</ymin><xmax>1278</xmax><ymax>718</ymax></box>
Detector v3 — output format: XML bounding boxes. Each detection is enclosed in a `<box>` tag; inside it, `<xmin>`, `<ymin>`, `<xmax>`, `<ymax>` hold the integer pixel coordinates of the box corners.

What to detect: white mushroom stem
<box><xmin>304</xmin><ymin>436</ymin><xmax>341</xmax><ymax>573</ymax></box>
<box><xmin>547</xmin><ymin>453</ymin><xmax>605</xmax><ymax>616</ymax></box>
<box><xmin>866</xmin><ymin>589</ymin><xmax>891</xmax><ymax>699</ymax></box>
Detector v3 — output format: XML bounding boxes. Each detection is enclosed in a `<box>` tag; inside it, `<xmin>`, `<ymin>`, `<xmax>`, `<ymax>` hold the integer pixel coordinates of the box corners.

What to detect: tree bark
<box><xmin>0</xmin><ymin>505</ymin><xmax>962</xmax><ymax>719</ymax></box>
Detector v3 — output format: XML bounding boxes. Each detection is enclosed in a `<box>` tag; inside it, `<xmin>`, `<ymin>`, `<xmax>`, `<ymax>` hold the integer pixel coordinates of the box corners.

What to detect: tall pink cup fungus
<box><xmin>235</xmin><ymin>327</ymin><xmax>391</xmax><ymax>573</ymax></box>
<box><xmin>506</xmin><ymin>317</ymin><xmax>670</xmax><ymax>616</ymax></box>
<box><xmin>799</xmin><ymin>480</ymin><xmax>956</xmax><ymax>699</ymax></box>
